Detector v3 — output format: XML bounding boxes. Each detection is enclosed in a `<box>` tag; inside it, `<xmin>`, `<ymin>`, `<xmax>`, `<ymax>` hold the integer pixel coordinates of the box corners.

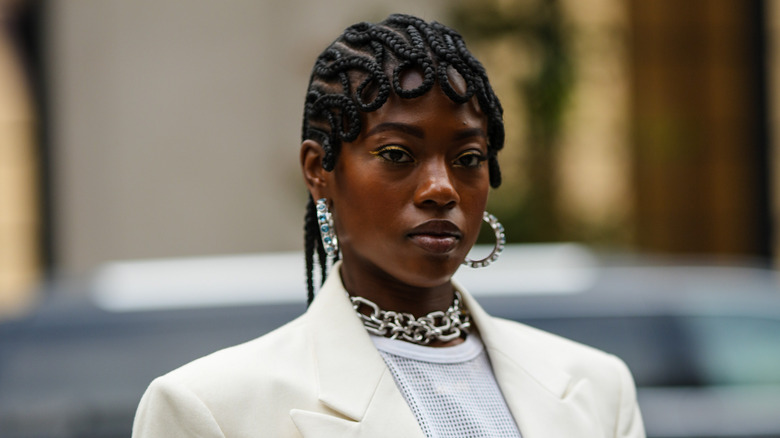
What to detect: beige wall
<box><xmin>769</xmin><ymin>1</ymin><xmax>780</xmax><ymax>262</ymax></box>
<box><xmin>558</xmin><ymin>0</ymin><xmax>632</xmax><ymax>242</ymax></box>
<box><xmin>48</xmin><ymin>1</ymin><xmax>447</xmax><ymax>275</ymax></box>
<box><xmin>0</xmin><ymin>17</ymin><xmax>38</xmax><ymax>315</ymax></box>
<box><xmin>38</xmin><ymin>0</ymin><xmax>780</xmax><ymax>277</ymax></box>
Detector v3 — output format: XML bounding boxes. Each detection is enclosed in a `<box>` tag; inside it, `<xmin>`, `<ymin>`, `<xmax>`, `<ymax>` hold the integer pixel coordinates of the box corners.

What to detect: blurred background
<box><xmin>2</xmin><ymin>1</ymin><xmax>780</xmax><ymax>437</ymax></box>
<box><xmin>1</xmin><ymin>0</ymin><xmax>779</xmax><ymax>314</ymax></box>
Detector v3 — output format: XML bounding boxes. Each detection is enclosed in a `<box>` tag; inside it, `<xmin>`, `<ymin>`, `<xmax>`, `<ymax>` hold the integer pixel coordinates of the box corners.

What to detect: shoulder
<box><xmin>493</xmin><ymin>316</ymin><xmax>612</xmax><ymax>356</ymax></box>
<box><xmin>159</xmin><ymin>314</ymin><xmax>317</xmax><ymax>405</ymax></box>
<box><xmin>168</xmin><ymin>315</ymin><xmax>309</xmax><ymax>383</ymax></box>
<box><xmin>485</xmin><ymin>317</ymin><xmax>645</xmax><ymax>437</ymax></box>
<box><xmin>133</xmin><ymin>315</ymin><xmax>316</xmax><ymax>437</ymax></box>
<box><xmin>490</xmin><ymin>316</ymin><xmax>632</xmax><ymax>382</ymax></box>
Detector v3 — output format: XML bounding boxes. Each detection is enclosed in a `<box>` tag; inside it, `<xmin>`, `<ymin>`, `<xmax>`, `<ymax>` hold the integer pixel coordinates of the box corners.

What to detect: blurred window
<box><xmin>528</xmin><ymin>316</ymin><xmax>698</xmax><ymax>387</ymax></box>
<box><xmin>684</xmin><ymin>315</ymin><xmax>780</xmax><ymax>385</ymax></box>
<box><xmin>524</xmin><ymin>314</ymin><xmax>780</xmax><ymax>387</ymax></box>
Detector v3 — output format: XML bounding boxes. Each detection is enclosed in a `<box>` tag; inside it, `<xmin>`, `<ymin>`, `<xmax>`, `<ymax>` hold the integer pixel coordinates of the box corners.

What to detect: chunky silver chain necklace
<box><xmin>350</xmin><ymin>291</ymin><xmax>471</xmax><ymax>345</ymax></box>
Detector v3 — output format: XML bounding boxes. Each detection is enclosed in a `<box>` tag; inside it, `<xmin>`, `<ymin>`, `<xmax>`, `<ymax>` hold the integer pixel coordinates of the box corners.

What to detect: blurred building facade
<box><xmin>454</xmin><ymin>0</ymin><xmax>774</xmax><ymax>259</ymax></box>
<box><xmin>630</xmin><ymin>0</ymin><xmax>771</xmax><ymax>257</ymax></box>
<box><xmin>4</xmin><ymin>0</ymin><xmax>780</xmax><ymax>313</ymax></box>
<box><xmin>44</xmin><ymin>0</ymin><xmax>447</xmax><ymax>276</ymax></box>
<box><xmin>1</xmin><ymin>1</ymin><xmax>39</xmax><ymax>316</ymax></box>
<box><xmin>451</xmin><ymin>0</ymin><xmax>633</xmax><ymax>246</ymax></box>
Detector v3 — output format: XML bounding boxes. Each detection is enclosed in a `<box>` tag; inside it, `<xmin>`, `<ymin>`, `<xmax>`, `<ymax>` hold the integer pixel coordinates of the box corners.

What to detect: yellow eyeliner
<box><xmin>369</xmin><ymin>145</ymin><xmax>407</xmax><ymax>156</ymax></box>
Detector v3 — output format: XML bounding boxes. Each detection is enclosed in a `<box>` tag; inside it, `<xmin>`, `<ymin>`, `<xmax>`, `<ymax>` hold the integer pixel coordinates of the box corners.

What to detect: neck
<box><xmin>338</xmin><ymin>260</ymin><xmax>456</xmax><ymax>317</ymax></box>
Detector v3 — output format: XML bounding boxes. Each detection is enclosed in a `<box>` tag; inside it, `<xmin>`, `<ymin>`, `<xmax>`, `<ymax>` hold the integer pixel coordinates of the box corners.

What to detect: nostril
<box><xmin>420</xmin><ymin>198</ymin><xmax>456</xmax><ymax>208</ymax></box>
<box><xmin>413</xmin><ymin>161</ymin><xmax>461</xmax><ymax>207</ymax></box>
<box><xmin>415</xmin><ymin>181</ymin><xmax>459</xmax><ymax>208</ymax></box>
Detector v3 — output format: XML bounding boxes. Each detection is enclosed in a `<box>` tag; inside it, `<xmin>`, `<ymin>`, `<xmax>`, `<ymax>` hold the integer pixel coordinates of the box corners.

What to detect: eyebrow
<box><xmin>365</xmin><ymin>122</ymin><xmax>424</xmax><ymax>138</ymax></box>
<box><xmin>365</xmin><ymin>122</ymin><xmax>487</xmax><ymax>141</ymax></box>
<box><xmin>453</xmin><ymin>127</ymin><xmax>487</xmax><ymax>141</ymax></box>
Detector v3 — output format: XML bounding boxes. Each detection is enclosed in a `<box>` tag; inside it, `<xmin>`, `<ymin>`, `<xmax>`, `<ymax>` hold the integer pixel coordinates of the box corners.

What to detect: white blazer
<box><xmin>132</xmin><ymin>264</ymin><xmax>645</xmax><ymax>437</ymax></box>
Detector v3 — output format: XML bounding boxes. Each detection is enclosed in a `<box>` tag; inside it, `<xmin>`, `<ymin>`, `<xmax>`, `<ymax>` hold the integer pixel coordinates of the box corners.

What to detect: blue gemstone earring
<box><xmin>316</xmin><ymin>198</ymin><xmax>339</xmax><ymax>257</ymax></box>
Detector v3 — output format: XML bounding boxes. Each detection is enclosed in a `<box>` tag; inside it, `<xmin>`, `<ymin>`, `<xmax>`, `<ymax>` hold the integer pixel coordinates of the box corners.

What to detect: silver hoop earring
<box><xmin>316</xmin><ymin>198</ymin><xmax>339</xmax><ymax>256</ymax></box>
<box><xmin>463</xmin><ymin>211</ymin><xmax>505</xmax><ymax>268</ymax></box>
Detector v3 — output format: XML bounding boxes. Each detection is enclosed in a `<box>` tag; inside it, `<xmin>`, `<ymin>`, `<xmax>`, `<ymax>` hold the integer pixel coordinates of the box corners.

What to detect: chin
<box><xmin>398</xmin><ymin>257</ymin><xmax>462</xmax><ymax>288</ymax></box>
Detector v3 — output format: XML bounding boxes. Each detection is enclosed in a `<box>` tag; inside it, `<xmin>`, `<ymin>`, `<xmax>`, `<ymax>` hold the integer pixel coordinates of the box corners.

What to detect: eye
<box><xmin>372</xmin><ymin>145</ymin><xmax>415</xmax><ymax>164</ymax></box>
<box><xmin>453</xmin><ymin>151</ymin><xmax>487</xmax><ymax>168</ymax></box>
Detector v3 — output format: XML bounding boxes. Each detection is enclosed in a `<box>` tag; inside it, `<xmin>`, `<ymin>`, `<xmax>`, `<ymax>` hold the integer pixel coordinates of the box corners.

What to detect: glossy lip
<box><xmin>407</xmin><ymin>220</ymin><xmax>463</xmax><ymax>254</ymax></box>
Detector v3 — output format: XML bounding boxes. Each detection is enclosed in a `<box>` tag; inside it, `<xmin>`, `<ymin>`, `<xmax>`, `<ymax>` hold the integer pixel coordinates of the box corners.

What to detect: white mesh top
<box><xmin>371</xmin><ymin>334</ymin><xmax>522</xmax><ymax>438</ymax></box>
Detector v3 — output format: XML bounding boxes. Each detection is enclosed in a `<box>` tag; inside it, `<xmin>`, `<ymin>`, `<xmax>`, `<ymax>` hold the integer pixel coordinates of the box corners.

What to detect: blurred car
<box><xmin>1</xmin><ymin>244</ymin><xmax>779</xmax><ymax>438</ymax></box>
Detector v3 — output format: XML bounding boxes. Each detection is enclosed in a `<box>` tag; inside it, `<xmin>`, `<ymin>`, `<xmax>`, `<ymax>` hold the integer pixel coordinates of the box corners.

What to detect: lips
<box><xmin>407</xmin><ymin>220</ymin><xmax>462</xmax><ymax>254</ymax></box>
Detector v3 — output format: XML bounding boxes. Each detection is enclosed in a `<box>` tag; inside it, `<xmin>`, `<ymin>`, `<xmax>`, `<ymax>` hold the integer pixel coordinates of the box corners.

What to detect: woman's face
<box><xmin>322</xmin><ymin>85</ymin><xmax>490</xmax><ymax>290</ymax></box>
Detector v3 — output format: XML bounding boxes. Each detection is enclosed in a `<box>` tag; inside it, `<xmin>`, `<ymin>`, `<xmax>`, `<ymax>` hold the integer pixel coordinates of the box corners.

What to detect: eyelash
<box><xmin>370</xmin><ymin>145</ymin><xmax>414</xmax><ymax>164</ymax></box>
<box><xmin>371</xmin><ymin>145</ymin><xmax>487</xmax><ymax>168</ymax></box>
<box><xmin>453</xmin><ymin>151</ymin><xmax>487</xmax><ymax>168</ymax></box>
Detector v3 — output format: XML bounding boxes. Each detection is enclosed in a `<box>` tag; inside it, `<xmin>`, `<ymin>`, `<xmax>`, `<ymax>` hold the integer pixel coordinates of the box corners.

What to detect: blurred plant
<box><xmin>451</xmin><ymin>0</ymin><xmax>574</xmax><ymax>243</ymax></box>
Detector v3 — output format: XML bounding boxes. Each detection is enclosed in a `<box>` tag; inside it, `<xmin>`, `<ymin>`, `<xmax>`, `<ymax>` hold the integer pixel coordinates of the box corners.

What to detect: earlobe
<box><xmin>300</xmin><ymin>139</ymin><xmax>329</xmax><ymax>199</ymax></box>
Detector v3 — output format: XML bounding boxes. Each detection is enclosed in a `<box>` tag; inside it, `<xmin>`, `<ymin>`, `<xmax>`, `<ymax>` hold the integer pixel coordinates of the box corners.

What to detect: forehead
<box><xmin>357</xmin><ymin>85</ymin><xmax>487</xmax><ymax>140</ymax></box>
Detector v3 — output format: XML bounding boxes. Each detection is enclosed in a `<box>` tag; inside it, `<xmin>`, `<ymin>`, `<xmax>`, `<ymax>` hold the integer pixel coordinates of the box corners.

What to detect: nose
<box><xmin>413</xmin><ymin>159</ymin><xmax>459</xmax><ymax>209</ymax></box>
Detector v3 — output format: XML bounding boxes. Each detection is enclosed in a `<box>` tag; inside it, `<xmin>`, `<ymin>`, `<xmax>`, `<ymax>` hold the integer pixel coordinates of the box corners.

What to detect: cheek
<box><xmin>331</xmin><ymin>172</ymin><xmax>394</xmax><ymax>236</ymax></box>
<box><xmin>460</xmin><ymin>180</ymin><xmax>490</xmax><ymax>240</ymax></box>
<box><xmin>459</xmin><ymin>172</ymin><xmax>490</xmax><ymax>207</ymax></box>
<box><xmin>467</xmin><ymin>202</ymin><xmax>489</xmax><ymax>240</ymax></box>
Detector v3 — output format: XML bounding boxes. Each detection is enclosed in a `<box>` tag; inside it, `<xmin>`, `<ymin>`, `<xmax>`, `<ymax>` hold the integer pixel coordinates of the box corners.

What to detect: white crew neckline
<box><xmin>370</xmin><ymin>333</ymin><xmax>483</xmax><ymax>364</ymax></box>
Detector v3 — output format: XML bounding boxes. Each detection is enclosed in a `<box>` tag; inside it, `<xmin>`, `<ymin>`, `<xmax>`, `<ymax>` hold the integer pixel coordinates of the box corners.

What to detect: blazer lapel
<box><xmin>290</xmin><ymin>263</ymin><xmax>425</xmax><ymax>438</ymax></box>
<box><xmin>457</xmin><ymin>281</ymin><xmax>609</xmax><ymax>437</ymax></box>
<box><xmin>292</xmin><ymin>269</ymin><xmax>606</xmax><ymax>437</ymax></box>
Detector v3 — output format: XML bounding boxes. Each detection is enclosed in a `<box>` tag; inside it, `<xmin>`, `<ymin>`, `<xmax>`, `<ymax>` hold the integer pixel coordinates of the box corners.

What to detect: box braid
<box><xmin>302</xmin><ymin>13</ymin><xmax>505</xmax><ymax>305</ymax></box>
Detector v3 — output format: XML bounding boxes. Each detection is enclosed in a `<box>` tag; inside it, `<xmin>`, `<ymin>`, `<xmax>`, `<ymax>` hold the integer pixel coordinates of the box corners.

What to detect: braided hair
<box><xmin>302</xmin><ymin>13</ymin><xmax>505</xmax><ymax>305</ymax></box>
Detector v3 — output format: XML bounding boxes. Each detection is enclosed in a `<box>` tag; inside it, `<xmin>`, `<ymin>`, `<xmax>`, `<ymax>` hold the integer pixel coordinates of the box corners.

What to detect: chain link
<box><xmin>350</xmin><ymin>291</ymin><xmax>471</xmax><ymax>345</ymax></box>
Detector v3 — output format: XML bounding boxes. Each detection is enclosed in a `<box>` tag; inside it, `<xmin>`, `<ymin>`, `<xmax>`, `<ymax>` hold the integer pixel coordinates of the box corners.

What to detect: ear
<box><xmin>300</xmin><ymin>139</ymin><xmax>331</xmax><ymax>200</ymax></box>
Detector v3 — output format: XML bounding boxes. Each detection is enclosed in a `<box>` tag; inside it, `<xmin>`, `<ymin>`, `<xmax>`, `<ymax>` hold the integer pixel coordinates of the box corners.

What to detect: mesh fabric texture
<box><xmin>372</xmin><ymin>334</ymin><xmax>522</xmax><ymax>438</ymax></box>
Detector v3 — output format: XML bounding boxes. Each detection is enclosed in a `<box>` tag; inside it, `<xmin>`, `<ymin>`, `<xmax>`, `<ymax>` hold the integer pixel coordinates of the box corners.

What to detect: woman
<box><xmin>133</xmin><ymin>14</ymin><xmax>645</xmax><ymax>437</ymax></box>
